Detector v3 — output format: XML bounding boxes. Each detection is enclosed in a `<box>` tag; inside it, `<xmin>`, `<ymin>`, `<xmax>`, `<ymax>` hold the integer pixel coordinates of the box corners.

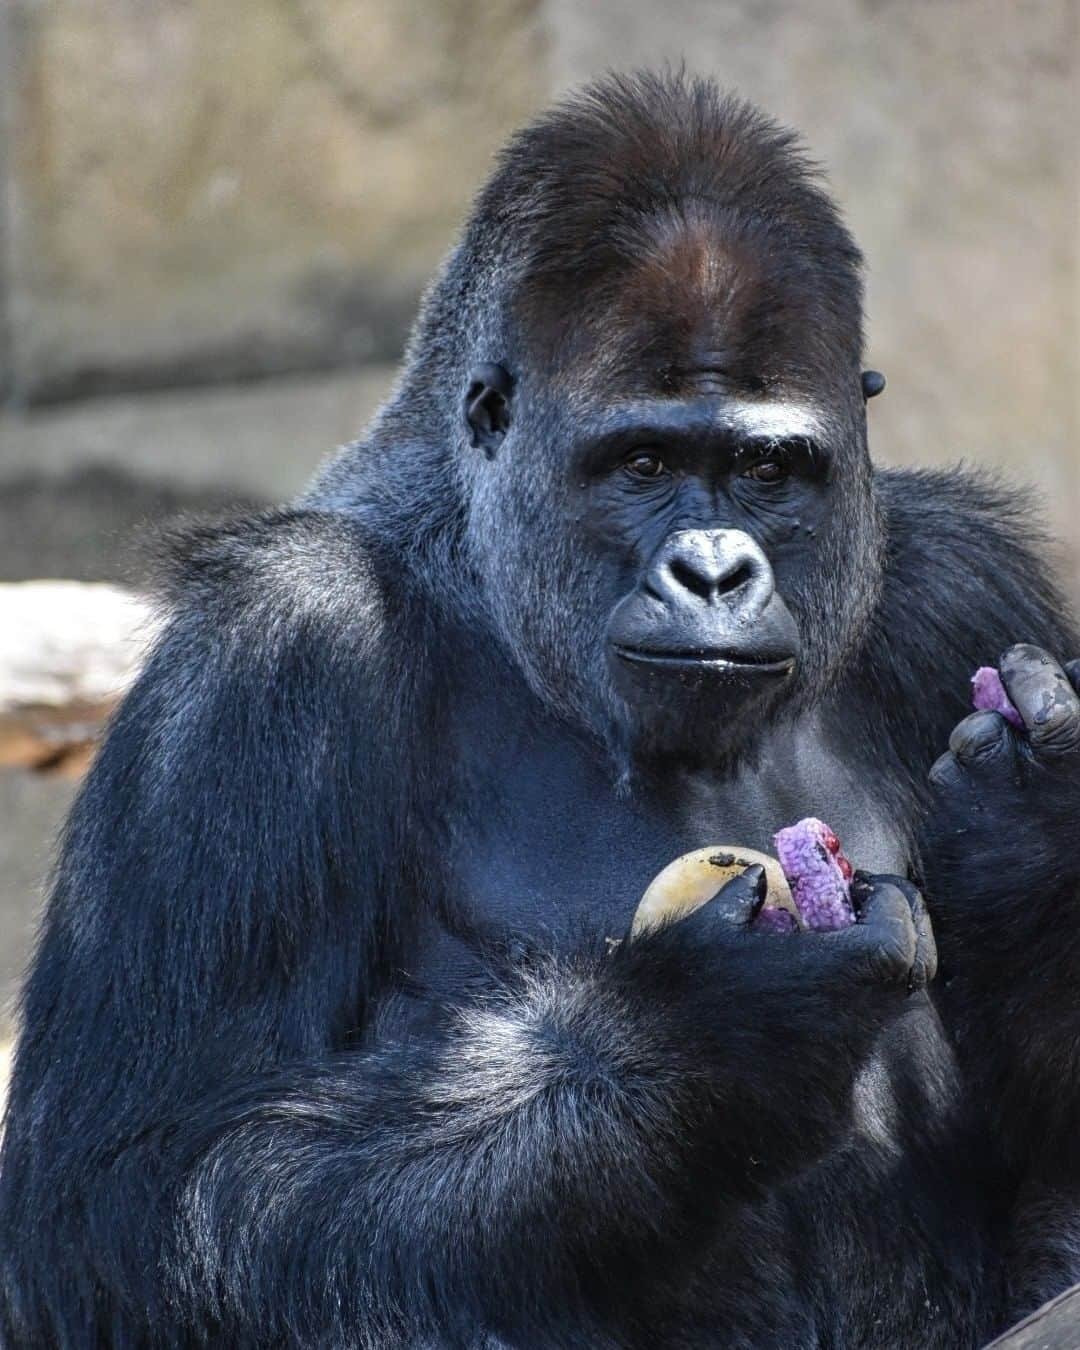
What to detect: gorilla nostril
<box><xmin>669</xmin><ymin>557</ymin><xmax>753</xmax><ymax>601</ymax></box>
<box><xmin>717</xmin><ymin>563</ymin><xmax>753</xmax><ymax>597</ymax></box>
<box><xmin>669</xmin><ymin>557</ymin><xmax>713</xmax><ymax>600</ymax></box>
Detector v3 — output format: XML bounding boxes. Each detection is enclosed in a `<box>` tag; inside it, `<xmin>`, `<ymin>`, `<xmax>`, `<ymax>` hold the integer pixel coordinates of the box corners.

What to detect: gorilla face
<box><xmin>579</xmin><ymin>396</ymin><xmax>854</xmax><ymax>758</ymax></box>
<box><xmin>585</xmin><ymin>401</ymin><xmax>818</xmax><ymax>710</ymax></box>
<box><xmin>467</xmin><ymin>373</ymin><xmax>866</xmax><ymax>765</ymax></box>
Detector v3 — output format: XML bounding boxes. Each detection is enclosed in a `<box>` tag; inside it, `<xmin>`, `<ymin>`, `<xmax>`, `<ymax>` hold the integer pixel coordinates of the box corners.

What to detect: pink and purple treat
<box><xmin>754</xmin><ymin>904</ymin><xmax>800</xmax><ymax>934</ymax></box>
<box><xmin>971</xmin><ymin>666</ymin><xmax>1023</xmax><ymax>728</ymax></box>
<box><xmin>773</xmin><ymin>817</ymin><xmax>856</xmax><ymax>932</ymax></box>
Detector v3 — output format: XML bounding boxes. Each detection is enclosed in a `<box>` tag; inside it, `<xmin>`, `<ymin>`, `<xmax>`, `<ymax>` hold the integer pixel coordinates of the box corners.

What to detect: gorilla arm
<box><xmin>869</xmin><ymin>471</ymin><xmax>1080</xmax><ymax>1311</ymax></box>
<box><xmin>871</xmin><ymin>474</ymin><xmax>1080</xmax><ymax>1154</ymax></box>
<box><xmin>924</xmin><ymin>649</ymin><xmax>1080</xmax><ymax>1314</ymax></box>
<box><xmin>168</xmin><ymin>893</ymin><xmax>925</xmax><ymax>1347</ymax></box>
<box><xmin>921</xmin><ymin>647</ymin><xmax>1080</xmax><ymax>1296</ymax></box>
<box><xmin>0</xmin><ymin>513</ymin><xmax>925</xmax><ymax>1347</ymax></box>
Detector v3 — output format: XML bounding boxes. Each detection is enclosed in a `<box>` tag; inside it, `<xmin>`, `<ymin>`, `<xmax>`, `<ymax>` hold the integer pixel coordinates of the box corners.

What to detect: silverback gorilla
<box><xmin>3</xmin><ymin>71</ymin><xmax>1080</xmax><ymax>1349</ymax></box>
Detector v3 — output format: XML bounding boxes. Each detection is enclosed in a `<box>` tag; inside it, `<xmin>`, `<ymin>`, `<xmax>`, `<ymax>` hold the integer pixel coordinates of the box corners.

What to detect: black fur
<box><xmin>3</xmin><ymin>71</ymin><xmax>1080</xmax><ymax>1349</ymax></box>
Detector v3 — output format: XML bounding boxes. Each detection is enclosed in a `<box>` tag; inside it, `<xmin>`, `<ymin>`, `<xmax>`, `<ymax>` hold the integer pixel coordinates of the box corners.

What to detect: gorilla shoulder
<box><xmin>874</xmin><ymin>464</ymin><xmax>1072</xmax><ymax>646</ymax></box>
<box><xmin>855</xmin><ymin>464</ymin><xmax>1077</xmax><ymax>772</ymax></box>
<box><xmin>151</xmin><ymin>508</ymin><xmax>395</xmax><ymax>657</ymax></box>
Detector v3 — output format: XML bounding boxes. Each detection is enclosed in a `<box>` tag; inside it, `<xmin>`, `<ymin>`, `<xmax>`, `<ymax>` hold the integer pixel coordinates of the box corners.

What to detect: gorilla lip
<box><xmin>612</xmin><ymin>644</ymin><xmax>796</xmax><ymax>675</ymax></box>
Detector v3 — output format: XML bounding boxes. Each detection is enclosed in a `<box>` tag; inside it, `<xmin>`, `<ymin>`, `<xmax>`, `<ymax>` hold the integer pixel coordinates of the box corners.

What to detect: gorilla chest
<box><xmin>441</xmin><ymin>718</ymin><xmax>909</xmax><ymax>957</ymax></box>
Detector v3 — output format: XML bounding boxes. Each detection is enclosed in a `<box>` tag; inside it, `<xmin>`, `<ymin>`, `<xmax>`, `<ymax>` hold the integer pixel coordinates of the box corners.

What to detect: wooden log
<box><xmin>0</xmin><ymin>581</ymin><xmax>155</xmax><ymax>775</ymax></box>
<box><xmin>986</xmin><ymin>1283</ymin><xmax>1080</xmax><ymax>1348</ymax></box>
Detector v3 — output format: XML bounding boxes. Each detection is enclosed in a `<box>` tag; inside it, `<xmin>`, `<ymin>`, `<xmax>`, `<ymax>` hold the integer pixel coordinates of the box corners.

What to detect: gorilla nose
<box><xmin>647</xmin><ymin>530</ymin><xmax>774</xmax><ymax>616</ymax></box>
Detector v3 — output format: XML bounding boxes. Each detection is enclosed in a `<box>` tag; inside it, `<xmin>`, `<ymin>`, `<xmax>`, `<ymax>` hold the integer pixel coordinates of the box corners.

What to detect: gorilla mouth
<box><xmin>612</xmin><ymin>645</ymin><xmax>796</xmax><ymax>675</ymax></box>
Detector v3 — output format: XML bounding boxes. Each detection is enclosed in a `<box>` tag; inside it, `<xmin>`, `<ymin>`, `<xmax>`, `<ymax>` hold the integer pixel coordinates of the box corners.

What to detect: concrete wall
<box><xmin>1</xmin><ymin>0</ymin><xmax>547</xmax><ymax>402</ymax></box>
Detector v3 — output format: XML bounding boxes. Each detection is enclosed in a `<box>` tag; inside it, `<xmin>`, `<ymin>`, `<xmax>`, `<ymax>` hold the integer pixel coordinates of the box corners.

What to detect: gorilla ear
<box><xmin>464</xmin><ymin>364</ymin><xmax>514</xmax><ymax>455</ymax></box>
<box><xmin>861</xmin><ymin>370</ymin><xmax>886</xmax><ymax>400</ymax></box>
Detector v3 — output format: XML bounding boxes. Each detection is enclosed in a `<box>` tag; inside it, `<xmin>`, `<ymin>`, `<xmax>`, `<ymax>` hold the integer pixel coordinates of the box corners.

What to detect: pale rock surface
<box><xmin>0</xmin><ymin>582</ymin><xmax>154</xmax><ymax>775</ymax></box>
<box><xmin>0</xmin><ymin>582</ymin><xmax>154</xmax><ymax>715</ymax></box>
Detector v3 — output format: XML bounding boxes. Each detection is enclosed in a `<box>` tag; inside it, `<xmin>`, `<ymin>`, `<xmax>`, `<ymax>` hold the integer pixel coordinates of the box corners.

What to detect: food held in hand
<box><xmin>970</xmin><ymin>666</ymin><xmax>1023</xmax><ymax>728</ymax></box>
<box><xmin>631</xmin><ymin>845</ymin><xmax>800</xmax><ymax>937</ymax></box>
<box><xmin>631</xmin><ymin>818</ymin><xmax>858</xmax><ymax>939</ymax></box>
<box><xmin>753</xmin><ymin>902</ymin><xmax>799</xmax><ymax>934</ymax></box>
<box><xmin>773</xmin><ymin>817</ymin><xmax>855</xmax><ymax>931</ymax></box>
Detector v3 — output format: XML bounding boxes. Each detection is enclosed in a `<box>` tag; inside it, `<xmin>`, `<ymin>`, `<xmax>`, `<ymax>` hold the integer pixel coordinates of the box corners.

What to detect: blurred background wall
<box><xmin>1</xmin><ymin>0</ymin><xmax>1079</xmax><ymax>1043</ymax></box>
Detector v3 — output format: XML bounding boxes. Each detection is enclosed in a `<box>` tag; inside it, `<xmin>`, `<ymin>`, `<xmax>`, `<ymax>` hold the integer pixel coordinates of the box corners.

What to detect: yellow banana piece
<box><xmin>631</xmin><ymin>845</ymin><xmax>802</xmax><ymax>937</ymax></box>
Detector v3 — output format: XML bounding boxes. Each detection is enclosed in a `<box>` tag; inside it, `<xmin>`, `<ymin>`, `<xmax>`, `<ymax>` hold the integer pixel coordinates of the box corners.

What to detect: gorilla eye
<box><xmin>744</xmin><ymin>458</ymin><xmax>790</xmax><ymax>485</ymax></box>
<box><xmin>623</xmin><ymin>451</ymin><xmax>667</xmax><ymax>480</ymax></box>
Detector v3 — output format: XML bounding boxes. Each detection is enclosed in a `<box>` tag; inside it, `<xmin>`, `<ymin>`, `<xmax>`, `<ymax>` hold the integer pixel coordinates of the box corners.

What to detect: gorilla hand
<box><xmin>659</xmin><ymin>864</ymin><xmax>934</xmax><ymax>991</ymax></box>
<box><xmin>927</xmin><ymin>644</ymin><xmax>1080</xmax><ymax>898</ymax></box>
<box><xmin>616</xmin><ymin>867</ymin><xmax>935</xmax><ymax>1186</ymax></box>
<box><xmin>922</xmin><ymin>644</ymin><xmax>1080</xmax><ymax>1172</ymax></box>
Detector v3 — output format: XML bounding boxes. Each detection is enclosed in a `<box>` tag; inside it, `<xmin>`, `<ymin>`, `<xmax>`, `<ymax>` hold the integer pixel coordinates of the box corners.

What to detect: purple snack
<box><xmin>971</xmin><ymin>666</ymin><xmax>1023</xmax><ymax>728</ymax></box>
<box><xmin>773</xmin><ymin>818</ymin><xmax>855</xmax><ymax>932</ymax></box>
<box><xmin>754</xmin><ymin>905</ymin><xmax>798</xmax><ymax>934</ymax></box>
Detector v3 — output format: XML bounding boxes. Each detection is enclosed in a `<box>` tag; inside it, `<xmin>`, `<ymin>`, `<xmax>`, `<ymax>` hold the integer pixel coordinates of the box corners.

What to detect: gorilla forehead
<box><xmin>596</xmin><ymin>213</ymin><xmax>849</xmax><ymax>400</ymax></box>
<box><xmin>462</xmin><ymin>70</ymin><xmax>864</xmax><ymax>395</ymax></box>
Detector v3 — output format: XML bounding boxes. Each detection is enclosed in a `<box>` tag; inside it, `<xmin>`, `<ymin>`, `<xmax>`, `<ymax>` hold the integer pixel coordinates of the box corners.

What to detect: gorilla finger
<box><xmin>672</xmin><ymin>866</ymin><xmax>768</xmax><ymax>942</ymax></box>
<box><xmin>708</xmin><ymin>864</ymin><xmax>768</xmax><ymax>927</ymax></box>
<box><xmin>908</xmin><ymin>886</ymin><xmax>937</xmax><ymax>990</ymax></box>
<box><xmin>1000</xmin><ymin>644</ymin><xmax>1080</xmax><ymax>756</ymax></box>
<box><xmin>866</xmin><ymin>873</ymin><xmax>937</xmax><ymax>990</ymax></box>
<box><xmin>1064</xmin><ymin>659</ymin><xmax>1080</xmax><ymax>697</ymax></box>
<box><xmin>837</xmin><ymin>880</ymin><xmax>917</xmax><ymax>986</ymax></box>
<box><xmin>928</xmin><ymin>750</ymin><xmax>969</xmax><ymax>793</ymax></box>
<box><xmin>947</xmin><ymin>711</ymin><xmax>1017</xmax><ymax>772</ymax></box>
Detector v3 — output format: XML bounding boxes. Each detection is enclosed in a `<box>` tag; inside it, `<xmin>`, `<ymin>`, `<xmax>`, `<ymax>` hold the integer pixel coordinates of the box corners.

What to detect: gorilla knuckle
<box><xmin>948</xmin><ymin>711</ymin><xmax>1012</xmax><ymax>766</ymax></box>
<box><xmin>999</xmin><ymin>646</ymin><xmax>1080</xmax><ymax>754</ymax></box>
<box><xmin>1000</xmin><ymin>642</ymin><xmax>1047</xmax><ymax>668</ymax></box>
<box><xmin>864</xmin><ymin>929</ymin><xmax>918</xmax><ymax>985</ymax></box>
<box><xmin>846</xmin><ymin>883</ymin><xmax>918</xmax><ymax>983</ymax></box>
<box><xmin>928</xmin><ymin>750</ymin><xmax>967</xmax><ymax>792</ymax></box>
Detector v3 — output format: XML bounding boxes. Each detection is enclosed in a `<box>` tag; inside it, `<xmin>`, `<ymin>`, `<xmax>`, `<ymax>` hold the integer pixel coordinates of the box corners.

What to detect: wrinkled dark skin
<box><xmin>2</xmin><ymin>71</ymin><xmax>1080</xmax><ymax>1350</ymax></box>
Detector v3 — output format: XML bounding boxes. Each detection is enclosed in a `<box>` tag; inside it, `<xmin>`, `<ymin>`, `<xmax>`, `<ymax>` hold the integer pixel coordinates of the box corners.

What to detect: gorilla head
<box><xmin>324</xmin><ymin>72</ymin><xmax>885</xmax><ymax>767</ymax></box>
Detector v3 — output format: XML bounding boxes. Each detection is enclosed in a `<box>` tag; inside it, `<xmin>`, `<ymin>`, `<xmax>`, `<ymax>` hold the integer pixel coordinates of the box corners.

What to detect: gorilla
<box><xmin>2</xmin><ymin>71</ymin><xmax>1080</xmax><ymax>1350</ymax></box>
